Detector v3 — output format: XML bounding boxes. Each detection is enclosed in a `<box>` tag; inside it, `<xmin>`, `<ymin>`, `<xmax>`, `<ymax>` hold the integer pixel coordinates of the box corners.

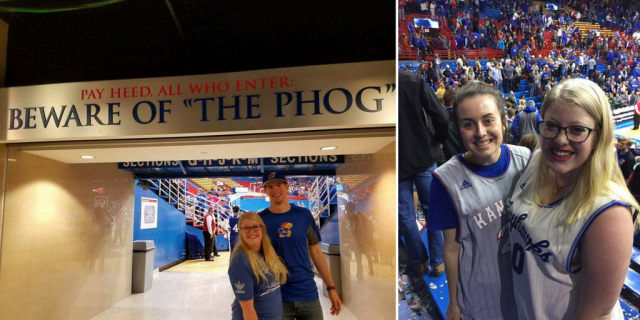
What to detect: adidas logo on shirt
<box><xmin>460</xmin><ymin>180</ymin><xmax>472</xmax><ymax>190</ymax></box>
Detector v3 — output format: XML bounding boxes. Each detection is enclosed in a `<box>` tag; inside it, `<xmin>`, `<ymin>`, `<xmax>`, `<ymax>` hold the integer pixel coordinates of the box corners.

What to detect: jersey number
<box><xmin>233</xmin><ymin>225</ymin><xmax>238</xmax><ymax>232</ymax></box>
<box><xmin>511</xmin><ymin>242</ymin><xmax>525</xmax><ymax>275</ymax></box>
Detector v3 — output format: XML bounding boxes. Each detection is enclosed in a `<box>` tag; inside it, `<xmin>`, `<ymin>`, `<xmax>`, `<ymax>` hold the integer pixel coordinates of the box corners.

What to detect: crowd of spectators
<box><xmin>402</xmin><ymin>0</ymin><xmax>640</xmax><ymax>107</ymax></box>
<box><xmin>401</xmin><ymin>0</ymin><xmax>640</xmax><ymax>57</ymax></box>
<box><xmin>287</xmin><ymin>177</ymin><xmax>313</xmax><ymax>197</ymax></box>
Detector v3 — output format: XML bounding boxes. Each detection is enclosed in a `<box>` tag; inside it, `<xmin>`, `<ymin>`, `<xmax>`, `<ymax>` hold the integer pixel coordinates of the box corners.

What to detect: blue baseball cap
<box><xmin>262</xmin><ymin>171</ymin><xmax>287</xmax><ymax>186</ymax></box>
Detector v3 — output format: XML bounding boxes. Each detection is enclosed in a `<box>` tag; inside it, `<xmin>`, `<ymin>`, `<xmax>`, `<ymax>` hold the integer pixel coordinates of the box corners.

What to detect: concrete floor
<box><xmin>92</xmin><ymin>256</ymin><xmax>358</xmax><ymax>320</ymax></box>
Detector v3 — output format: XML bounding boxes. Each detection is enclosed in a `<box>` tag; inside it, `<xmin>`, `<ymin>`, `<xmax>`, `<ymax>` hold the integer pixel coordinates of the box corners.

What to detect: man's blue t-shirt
<box><xmin>229</xmin><ymin>251</ymin><xmax>282</xmax><ymax>320</ymax></box>
<box><xmin>428</xmin><ymin>145</ymin><xmax>513</xmax><ymax>230</ymax></box>
<box><xmin>260</xmin><ymin>205</ymin><xmax>321</xmax><ymax>302</ymax></box>
<box><xmin>229</xmin><ymin>216</ymin><xmax>239</xmax><ymax>245</ymax></box>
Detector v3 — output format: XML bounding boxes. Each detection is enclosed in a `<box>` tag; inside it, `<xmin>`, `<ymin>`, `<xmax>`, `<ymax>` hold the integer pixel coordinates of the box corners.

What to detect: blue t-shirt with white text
<box><xmin>229</xmin><ymin>216</ymin><xmax>239</xmax><ymax>245</ymax></box>
<box><xmin>229</xmin><ymin>251</ymin><xmax>282</xmax><ymax>320</ymax></box>
<box><xmin>260</xmin><ymin>205</ymin><xmax>322</xmax><ymax>302</ymax></box>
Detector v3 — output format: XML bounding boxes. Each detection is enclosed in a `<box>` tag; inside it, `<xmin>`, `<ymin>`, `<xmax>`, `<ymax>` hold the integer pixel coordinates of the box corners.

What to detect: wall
<box><xmin>0</xmin><ymin>151</ymin><xmax>134</xmax><ymax>320</ymax></box>
<box><xmin>0</xmin><ymin>144</ymin><xmax>6</xmax><ymax>285</ymax></box>
<box><xmin>133</xmin><ymin>184</ymin><xmax>186</xmax><ymax>270</ymax></box>
<box><xmin>336</xmin><ymin>142</ymin><xmax>396</xmax><ymax>320</ymax></box>
<box><xmin>0</xmin><ymin>19</ymin><xmax>6</xmax><ymax>88</ymax></box>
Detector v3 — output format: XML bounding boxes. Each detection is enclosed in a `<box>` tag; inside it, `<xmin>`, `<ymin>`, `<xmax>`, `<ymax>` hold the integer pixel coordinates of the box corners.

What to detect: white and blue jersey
<box><xmin>229</xmin><ymin>216</ymin><xmax>239</xmax><ymax>246</ymax></box>
<box><xmin>229</xmin><ymin>251</ymin><xmax>282</xmax><ymax>320</ymax></box>
<box><xmin>429</xmin><ymin>144</ymin><xmax>530</xmax><ymax>320</ymax></box>
<box><xmin>260</xmin><ymin>205</ymin><xmax>321</xmax><ymax>302</ymax></box>
<box><xmin>508</xmin><ymin>151</ymin><xmax>625</xmax><ymax>320</ymax></box>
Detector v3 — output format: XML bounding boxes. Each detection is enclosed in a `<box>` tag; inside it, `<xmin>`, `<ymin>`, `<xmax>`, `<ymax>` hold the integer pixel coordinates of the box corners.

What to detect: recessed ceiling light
<box><xmin>80</xmin><ymin>155</ymin><xmax>95</xmax><ymax>159</ymax></box>
<box><xmin>320</xmin><ymin>146</ymin><xmax>337</xmax><ymax>151</ymax></box>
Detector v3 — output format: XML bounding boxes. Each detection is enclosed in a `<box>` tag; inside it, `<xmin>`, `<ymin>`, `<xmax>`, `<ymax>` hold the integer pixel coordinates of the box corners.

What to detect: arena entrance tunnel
<box><xmin>0</xmin><ymin>127</ymin><xmax>396</xmax><ymax>320</ymax></box>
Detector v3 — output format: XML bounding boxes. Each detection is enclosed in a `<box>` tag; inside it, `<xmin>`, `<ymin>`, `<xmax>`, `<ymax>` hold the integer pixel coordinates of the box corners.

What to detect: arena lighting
<box><xmin>80</xmin><ymin>155</ymin><xmax>95</xmax><ymax>159</ymax></box>
<box><xmin>7</xmin><ymin>159</ymin><xmax>16</xmax><ymax>162</ymax></box>
<box><xmin>320</xmin><ymin>146</ymin><xmax>337</xmax><ymax>151</ymax></box>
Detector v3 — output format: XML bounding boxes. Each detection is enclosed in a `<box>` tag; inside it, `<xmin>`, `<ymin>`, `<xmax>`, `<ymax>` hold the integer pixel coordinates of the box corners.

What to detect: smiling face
<box><xmin>240</xmin><ymin>218</ymin><xmax>262</xmax><ymax>252</ymax></box>
<box><xmin>539</xmin><ymin>102</ymin><xmax>598</xmax><ymax>181</ymax></box>
<box><xmin>265</xmin><ymin>180</ymin><xmax>289</xmax><ymax>205</ymax></box>
<box><xmin>457</xmin><ymin>94</ymin><xmax>506</xmax><ymax>165</ymax></box>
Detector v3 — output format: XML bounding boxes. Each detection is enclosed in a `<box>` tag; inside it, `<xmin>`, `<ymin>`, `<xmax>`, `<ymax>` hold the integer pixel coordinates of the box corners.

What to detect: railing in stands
<box><xmin>147</xmin><ymin>178</ymin><xmax>233</xmax><ymax>237</ymax></box>
<box><xmin>308</xmin><ymin>176</ymin><xmax>336</xmax><ymax>228</ymax></box>
<box><xmin>400</xmin><ymin>48</ymin><xmax>595</xmax><ymax>62</ymax></box>
<box><xmin>148</xmin><ymin>176</ymin><xmax>336</xmax><ymax>232</ymax></box>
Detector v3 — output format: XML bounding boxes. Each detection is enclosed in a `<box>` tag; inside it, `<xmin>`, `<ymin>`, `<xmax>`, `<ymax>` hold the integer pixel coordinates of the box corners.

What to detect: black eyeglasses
<box><xmin>536</xmin><ymin>121</ymin><xmax>599</xmax><ymax>143</ymax></box>
<box><xmin>240</xmin><ymin>225</ymin><xmax>261</xmax><ymax>233</ymax></box>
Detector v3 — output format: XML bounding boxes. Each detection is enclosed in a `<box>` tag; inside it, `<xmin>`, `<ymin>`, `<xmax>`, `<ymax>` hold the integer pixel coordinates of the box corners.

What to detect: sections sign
<box><xmin>118</xmin><ymin>155</ymin><xmax>345</xmax><ymax>169</ymax></box>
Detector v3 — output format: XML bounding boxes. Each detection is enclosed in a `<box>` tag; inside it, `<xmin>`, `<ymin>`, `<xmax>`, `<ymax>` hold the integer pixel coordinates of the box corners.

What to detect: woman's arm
<box><xmin>239</xmin><ymin>299</ymin><xmax>259</xmax><ymax>320</ymax></box>
<box><xmin>444</xmin><ymin>228</ymin><xmax>462</xmax><ymax>320</ymax></box>
<box><xmin>574</xmin><ymin>205</ymin><xmax>633</xmax><ymax>320</ymax></box>
<box><xmin>229</xmin><ymin>253</ymin><xmax>259</xmax><ymax>320</ymax></box>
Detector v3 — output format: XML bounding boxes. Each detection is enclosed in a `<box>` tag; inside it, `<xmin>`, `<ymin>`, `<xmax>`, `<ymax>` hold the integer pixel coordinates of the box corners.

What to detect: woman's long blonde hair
<box><xmin>231</xmin><ymin>212</ymin><xmax>288</xmax><ymax>284</ymax></box>
<box><xmin>534</xmin><ymin>78</ymin><xmax>640</xmax><ymax>228</ymax></box>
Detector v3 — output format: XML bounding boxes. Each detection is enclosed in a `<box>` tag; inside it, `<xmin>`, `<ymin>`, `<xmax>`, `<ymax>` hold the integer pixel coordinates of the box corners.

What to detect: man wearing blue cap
<box><xmin>259</xmin><ymin>171</ymin><xmax>342</xmax><ymax>319</ymax></box>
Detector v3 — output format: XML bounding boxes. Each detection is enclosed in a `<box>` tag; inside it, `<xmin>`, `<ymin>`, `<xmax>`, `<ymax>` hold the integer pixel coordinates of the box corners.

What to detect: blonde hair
<box><xmin>618</xmin><ymin>136</ymin><xmax>633</xmax><ymax>147</ymax></box>
<box><xmin>534</xmin><ymin>78</ymin><xmax>640</xmax><ymax>228</ymax></box>
<box><xmin>231</xmin><ymin>212</ymin><xmax>288</xmax><ymax>284</ymax></box>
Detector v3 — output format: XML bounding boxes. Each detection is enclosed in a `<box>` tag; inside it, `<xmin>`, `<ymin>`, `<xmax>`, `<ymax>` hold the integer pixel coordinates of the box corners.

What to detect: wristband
<box><xmin>326</xmin><ymin>285</ymin><xmax>336</xmax><ymax>291</ymax></box>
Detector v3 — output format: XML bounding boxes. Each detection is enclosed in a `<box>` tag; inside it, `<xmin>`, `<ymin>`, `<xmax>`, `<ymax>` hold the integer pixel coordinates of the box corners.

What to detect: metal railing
<box><xmin>147</xmin><ymin>179</ymin><xmax>233</xmax><ymax>236</ymax></box>
<box><xmin>148</xmin><ymin>176</ymin><xmax>335</xmax><ymax>230</ymax></box>
<box><xmin>308</xmin><ymin>176</ymin><xmax>336</xmax><ymax>227</ymax></box>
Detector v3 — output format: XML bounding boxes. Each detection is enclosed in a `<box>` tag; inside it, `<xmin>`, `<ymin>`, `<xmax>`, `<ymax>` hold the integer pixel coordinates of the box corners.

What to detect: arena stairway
<box><xmin>145</xmin><ymin>179</ymin><xmax>231</xmax><ymax>234</ymax></box>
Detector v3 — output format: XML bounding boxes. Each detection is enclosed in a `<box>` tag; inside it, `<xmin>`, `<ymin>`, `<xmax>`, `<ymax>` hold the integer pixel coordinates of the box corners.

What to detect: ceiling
<box><xmin>0</xmin><ymin>1</ymin><xmax>396</xmax><ymax>166</ymax></box>
<box><xmin>14</xmin><ymin>128</ymin><xmax>395</xmax><ymax>164</ymax></box>
<box><xmin>0</xmin><ymin>0</ymin><xmax>395</xmax><ymax>87</ymax></box>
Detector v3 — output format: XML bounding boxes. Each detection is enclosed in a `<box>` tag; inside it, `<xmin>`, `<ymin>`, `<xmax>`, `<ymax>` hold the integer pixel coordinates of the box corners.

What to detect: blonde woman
<box><xmin>508</xmin><ymin>78</ymin><xmax>640</xmax><ymax>319</ymax></box>
<box><xmin>474</xmin><ymin>60</ymin><xmax>483</xmax><ymax>76</ymax></box>
<box><xmin>229</xmin><ymin>212</ymin><xmax>288</xmax><ymax>320</ymax></box>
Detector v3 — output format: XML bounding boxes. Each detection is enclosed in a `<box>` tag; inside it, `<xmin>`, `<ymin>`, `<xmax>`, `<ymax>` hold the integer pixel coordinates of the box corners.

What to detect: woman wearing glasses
<box><xmin>508</xmin><ymin>78</ymin><xmax>640</xmax><ymax>319</ymax></box>
<box><xmin>229</xmin><ymin>212</ymin><xmax>288</xmax><ymax>320</ymax></box>
<box><xmin>428</xmin><ymin>82</ymin><xmax>530</xmax><ymax>320</ymax></box>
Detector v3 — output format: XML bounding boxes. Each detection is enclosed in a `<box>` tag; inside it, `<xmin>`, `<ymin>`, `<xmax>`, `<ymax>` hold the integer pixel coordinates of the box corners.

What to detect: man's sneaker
<box><xmin>430</xmin><ymin>263</ymin><xmax>445</xmax><ymax>277</ymax></box>
<box><xmin>414</xmin><ymin>262</ymin><xmax>430</xmax><ymax>275</ymax></box>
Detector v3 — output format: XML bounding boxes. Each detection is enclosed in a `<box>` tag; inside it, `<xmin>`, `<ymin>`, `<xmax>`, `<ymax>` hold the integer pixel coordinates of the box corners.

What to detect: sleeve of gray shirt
<box><xmin>307</xmin><ymin>226</ymin><xmax>319</xmax><ymax>245</ymax></box>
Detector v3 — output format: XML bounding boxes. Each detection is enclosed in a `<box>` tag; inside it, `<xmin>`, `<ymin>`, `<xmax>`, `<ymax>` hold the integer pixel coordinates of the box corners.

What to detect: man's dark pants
<box><xmin>203</xmin><ymin>230</ymin><xmax>213</xmax><ymax>260</ymax></box>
